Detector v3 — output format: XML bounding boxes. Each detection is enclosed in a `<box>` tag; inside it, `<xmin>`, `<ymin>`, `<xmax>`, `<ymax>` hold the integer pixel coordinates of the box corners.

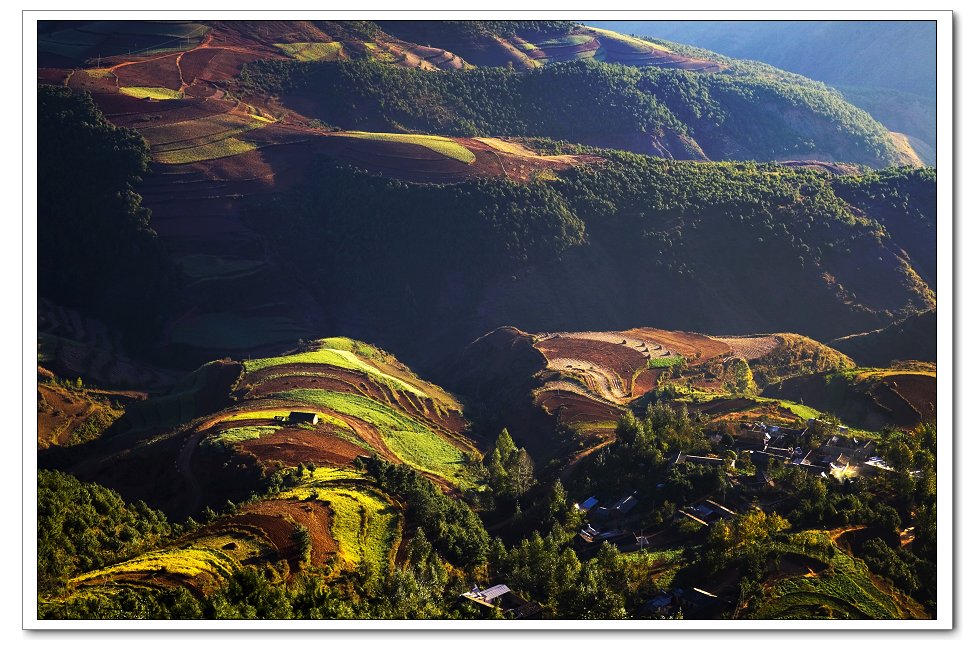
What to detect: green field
<box><xmin>336</xmin><ymin>131</ymin><xmax>476</xmax><ymax>164</ymax></box>
<box><xmin>274</xmin><ymin>389</ymin><xmax>475</xmax><ymax>488</ymax></box>
<box><xmin>274</xmin><ymin>41</ymin><xmax>345</xmax><ymax>62</ymax></box>
<box><xmin>753</xmin><ymin>396</ymin><xmax>823</xmax><ymax>422</ymax></box>
<box><xmin>119</xmin><ymin>86</ymin><xmax>183</xmax><ymax>100</ymax></box>
<box><xmin>244</xmin><ymin>345</ymin><xmax>428</xmax><ymax>398</ymax></box>
<box><xmin>648</xmin><ymin>354</ymin><xmax>685</xmax><ymax>369</ymax></box>
<box><xmin>153</xmin><ymin>136</ymin><xmax>264</xmax><ymax>164</ymax></box>
<box><xmin>145</xmin><ymin>114</ymin><xmax>269</xmax><ymax>150</ymax></box>
<box><xmin>753</xmin><ymin>531</ymin><xmax>919</xmax><ymax>619</ymax></box>
<box><xmin>204</xmin><ymin>425</ymin><xmax>280</xmax><ymax>449</ymax></box>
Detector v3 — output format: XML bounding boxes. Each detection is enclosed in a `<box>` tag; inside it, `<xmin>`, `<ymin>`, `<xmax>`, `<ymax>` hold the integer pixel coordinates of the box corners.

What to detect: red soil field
<box><xmin>37</xmin><ymin>384</ymin><xmax>100</xmax><ymax>448</ymax></box>
<box><xmin>179</xmin><ymin>47</ymin><xmax>267</xmax><ymax>84</ymax></box>
<box><xmin>535</xmin><ymin>388</ymin><xmax>622</xmax><ymax>425</ymax></box>
<box><xmin>869</xmin><ymin>373</ymin><xmax>935</xmax><ymax>426</ymax></box>
<box><xmin>112</xmin><ymin>52</ymin><xmax>184</xmax><ymax>90</ymax></box>
<box><xmin>624</xmin><ymin>327</ymin><xmax>732</xmax><ymax>365</ymax></box>
<box><xmin>536</xmin><ymin>337</ymin><xmax>648</xmax><ymax>380</ymax></box>
<box><xmin>632</xmin><ymin>367</ymin><xmax>663</xmax><ymax>396</ymax></box>
<box><xmin>238</xmin><ymin>426</ymin><xmax>367</xmax><ymax>467</ymax></box>
<box><xmin>228</xmin><ymin>498</ymin><xmax>338</xmax><ymax>573</ymax></box>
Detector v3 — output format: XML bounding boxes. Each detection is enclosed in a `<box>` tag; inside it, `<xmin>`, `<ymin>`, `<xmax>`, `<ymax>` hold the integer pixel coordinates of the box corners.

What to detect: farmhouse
<box><xmin>611</xmin><ymin>493</ymin><xmax>639</xmax><ymax>515</ymax></box>
<box><xmin>575</xmin><ymin>496</ymin><xmax>599</xmax><ymax>512</ymax></box>
<box><xmin>460</xmin><ymin>584</ymin><xmax>542</xmax><ymax>619</ymax></box>
<box><xmin>673</xmin><ymin>452</ymin><xmax>733</xmax><ymax>469</ymax></box>
<box><xmin>287</xmin><ymin>411</ymin><xmax>319</xmax><ymax>425</ymax></box>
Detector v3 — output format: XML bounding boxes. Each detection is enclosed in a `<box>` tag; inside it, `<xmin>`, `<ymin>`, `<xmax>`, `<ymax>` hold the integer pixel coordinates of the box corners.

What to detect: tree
<box><xmin>37</xmin><ymin>86</ymin><xmax>176</xmax><ymax>343</ymax></box>
<box><xmin>293</xmin><ymin>524</ymin><xmax>312</xmax><ymax>566</ymax></box>
<box><xmin>509</xmin><ymin>448</ymin><xmax>536</xmax><ymax>497</ymax></box>
<box><xmin>486</xmin><ymin>428</ymin><xmax>536</xmax><ymax>500</ymax></box>
<box><xmin>723</xmin><ymin>357</ymin><xmax>757</xmax><ymax>395</ymax></box>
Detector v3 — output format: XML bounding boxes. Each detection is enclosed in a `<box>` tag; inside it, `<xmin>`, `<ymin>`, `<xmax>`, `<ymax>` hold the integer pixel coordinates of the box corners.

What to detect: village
<box><xmin>555</xmin><ymin>418</ymin><xmax>901</xmax><ymax>619</ymax></box>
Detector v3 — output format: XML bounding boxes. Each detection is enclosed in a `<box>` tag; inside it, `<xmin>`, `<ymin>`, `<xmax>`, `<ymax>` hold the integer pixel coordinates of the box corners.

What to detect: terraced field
<box><xmin>177</xmin><ymin>338</ymin><xmax>480</xmax><ymax>492</ymax></box>
<box><xmin>751</xmin><ymin>531</ymin><xmax>928</xmax><ymax>620</ymax></box>
<box><xmin>275</xmin><ymin>468</ymin><xmax>401</xmax><ymax>574</ymax></box>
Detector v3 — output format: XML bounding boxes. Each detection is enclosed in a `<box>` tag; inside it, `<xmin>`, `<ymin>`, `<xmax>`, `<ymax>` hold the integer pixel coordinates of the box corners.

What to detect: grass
<box><xmin>119</xmin><ymin>86</ymin><xmax>184</xmax><ymax>100</ymax></box>
<box><xmin>141</xmin><ymin>113</ymin><xmax>269</xmax><ymax>148</ymax></box>
<box><xmin>336</xmin><ymin>131</ymin><xmax>476</xmax><ymax>164</ymax></box>
<box><xmin>85</xmin><ymin>68</ymin><xmax>117</xmax><ymax>79</ymax></box>
<box><xmin>244</xmin><ymin>346</ymin><xmax>429</xmax><ymax>399</ymax></box>
<box><xmin>535</xmin><ymin>34</ymin><xmax>595</xmax><ymax>47</ymax></box>
<box><xmin>316</xmin><ymin>486</ymin><xmax>399</xmax><ymax>573</ymax></box>
<box><xmin>318</xmin><ymin>337</ymin><xmax>381</xmax><ymax>360</ymax></box>
<box><xmin>274</xmin><ymin>389</ymin><xmax>475</xmax><ymax>489</ymax></box>
<box><xmin>274</xmin><ymin>41</ymin><xmax>345</xmax><ymax>62</ymax></box>
<box><xmin>587</xmin><ymin>26</ymin><xmax>672</xmax><ymax>52</ymax></box>
<box><xmin>648</xmin><ymin>355</ymin><xmax>685</xmax><ymax>369</ymax></box>
<box><xmin>143</xmin><ymin>112</ymin><xmax>277</xmax><ymax>164</ymax></box>
<box><xmin>753</xmin><ymin>396</ymin><xmax>823</xmax><ymax>422</ymax></box>
<box><xmin>72</xmin><ymin>547</ymin><xmax>238</xmax><ymax>584</ymax></box>
<box><xmin>204</xmin><ymin>425</ymin><xmax>280</xmax><ymax>449</ymax></box>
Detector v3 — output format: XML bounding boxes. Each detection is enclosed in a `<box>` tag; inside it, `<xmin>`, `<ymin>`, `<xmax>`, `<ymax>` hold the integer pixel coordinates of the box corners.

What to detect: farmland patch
<box><xmin>334</xmin><ymin>131</ymin><xmax>476</xmax><ymax>164</ymax></box>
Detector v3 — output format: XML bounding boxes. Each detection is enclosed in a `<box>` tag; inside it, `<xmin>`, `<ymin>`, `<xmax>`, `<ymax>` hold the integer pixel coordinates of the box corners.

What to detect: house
<box><xmin>589</xmin><ymin>506</ymin><xmax>611</xmax><ymax>522</ymax></box>
<box><xmin>461</xmin><ymin>584</ymin><xmax>511</xmax><ymax>607</ymax></box>
<box><xmin>703</xmin><ymin>499</ymin><xmax>737</xmax><ymax>519</ymax></box>
<box><xmin>611</xmin><ymin>493</ymin><xmax>639</xmax><ymax>515</ymax></box>
<box><xmin>676</xmin><ymin>508</ymin><xmax>710</xmax><ymax>527</ymax></box>
<box><xmin>575</xmin><ymin>496</ymin><xmax>599</xmax><ymax>512</ymax></box>
<box><xmin>641</xmin><ymin>591</ymin><xmax>680</xmax><ymax>618</ymax></box>
<box><xmin>460</xmin><ymin>584</ymin><xmax>542</xmax><ymax>619</ymax></box>
<box><xmin>673</xmin><ymin>452</ymin><xmax>732</xmax><ymax>469</ymax></box>
<box><xmin>288</xmin><ymin>411</ymin><xmax>319</xmax><ymax>425</ymax></box>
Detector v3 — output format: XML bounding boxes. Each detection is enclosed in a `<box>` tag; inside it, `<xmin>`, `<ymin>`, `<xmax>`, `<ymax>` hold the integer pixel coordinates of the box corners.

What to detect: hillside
<box><xmin>445</xmin><ymin>325</ymin><xmax>877</xmax><ymax>461</ymax></box>
<box><xmin>37</xmin><ymin>337</ymin><xmax>494</xmax><ymax>612</ymax></box>
<box><xmin>762</xmin><ymin>363</ymin><xmax>936</xmax><ymax>431</ymax></box>
<box><xmin>830</xmin><ymin>309</ymin><xmax>937</xmax><ymax>367</ymax></box>
<box><xmin>36</xmin><ymin>20</ymin><xmax>935</xmax><ymax>369</ymax></box>
<box><xmin>587</xmin><ymin>20</ymin><xmax>936</xmax><ymax>162</ymax></box>
<box><xmin>41</xmin><ymin>338</ymin><xmax>480</xmax><ymax>515</ymax></box>
<box><xmin>588</xmin><ymin>21</ymin><xmax>935</xmax><ymax>97</ymax></box>
<box><xmin>246</xmin><ymin>153</ymin><xmax>934</xmax><ymax>368</ymax></box>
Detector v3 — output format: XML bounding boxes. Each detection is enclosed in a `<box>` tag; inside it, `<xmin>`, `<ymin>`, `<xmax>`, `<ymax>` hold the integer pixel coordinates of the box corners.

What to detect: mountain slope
<box><xmin>587</xmin><ymin>20</ymin><xmax>937</xmax><ymax>162</ymax></box>
<box><xmin>830</xmin><ymin>309</ymin><xmax>937</xmax><ymax>367</ymax></box>
<box><xmin>589</xmin><ymin>21</ymin><xmax>936</xmax><ymax>98</ymax></box>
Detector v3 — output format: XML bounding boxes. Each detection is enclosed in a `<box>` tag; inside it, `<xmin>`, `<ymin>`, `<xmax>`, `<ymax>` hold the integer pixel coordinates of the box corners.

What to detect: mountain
<box><xmin>586</xmin><ymin>20</ymin><xmax>937</xmax><ymax>163</ymax></box>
